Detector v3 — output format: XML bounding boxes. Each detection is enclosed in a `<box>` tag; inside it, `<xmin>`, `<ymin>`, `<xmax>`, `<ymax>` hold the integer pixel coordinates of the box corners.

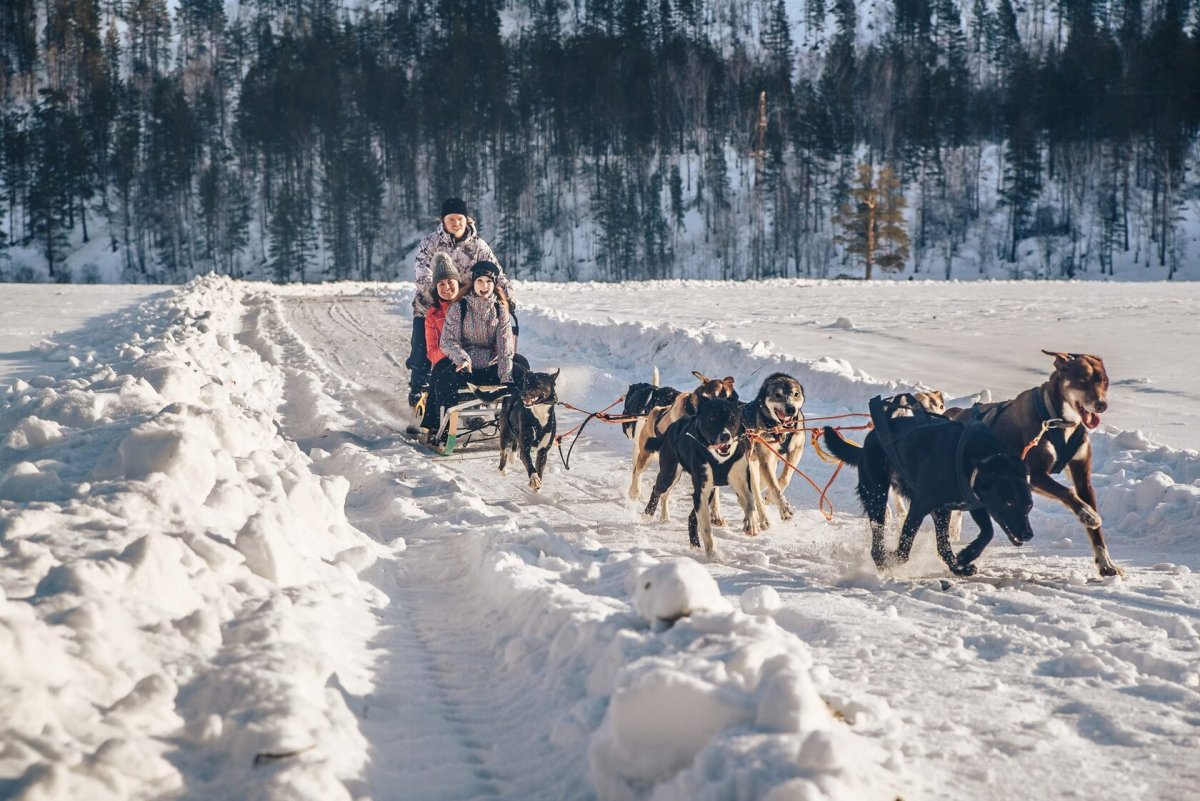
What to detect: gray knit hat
<box><xmin>431</xmin><ymin>253</ymin><xmax>459</xmax><ymax>285</ymax></box>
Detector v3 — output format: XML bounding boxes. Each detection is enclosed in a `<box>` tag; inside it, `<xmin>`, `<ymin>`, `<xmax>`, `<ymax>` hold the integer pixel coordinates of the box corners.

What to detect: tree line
<box><xmin>1</xmin><ymin>0</ymin><xmax>1198</xmax><ymax>283</ymax></box>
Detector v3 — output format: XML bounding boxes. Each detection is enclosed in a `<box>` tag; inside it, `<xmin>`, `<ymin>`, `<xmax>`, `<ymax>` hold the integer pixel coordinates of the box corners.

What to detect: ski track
<box><xmin>273</xmin><ymin>288</ymin><xmax>1200</xmax><ymax>801</ymax></box>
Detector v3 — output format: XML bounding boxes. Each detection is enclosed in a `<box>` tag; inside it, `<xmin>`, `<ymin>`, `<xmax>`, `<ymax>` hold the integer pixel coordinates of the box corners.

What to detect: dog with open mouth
<box><xmin>628</xmin><ymin>371</ymin><xmax>738</xmax><ymax>513</ymax></box>
<box><xmin>642</xmin><ymin>396</ymin><xmax>763</xmax><ymax>556</ymax></box>
<box><xmin>946</xmin><ymin>350</ymin><xmax>1119</xmax><ymax>576</ymax></box>
<box><xmin>498</xmin><ymin>368</ymin><xmax>559</xmax><ymax>491</ymax></box>
<box><xmin>742</xmin><ymin>373</ymin><xmax>806</xmax><ymax>525</ymax></box>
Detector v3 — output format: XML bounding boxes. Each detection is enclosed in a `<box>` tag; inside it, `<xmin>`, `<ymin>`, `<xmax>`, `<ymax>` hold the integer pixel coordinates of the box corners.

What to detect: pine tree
<box><xmin>833</xmin><ymin>162</ymin><xmax>910</xmax><ymax>279</ymax></box>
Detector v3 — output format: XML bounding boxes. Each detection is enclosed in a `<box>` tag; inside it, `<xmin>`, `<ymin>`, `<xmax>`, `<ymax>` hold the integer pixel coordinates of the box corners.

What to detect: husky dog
<box><xmin>742</xmin><ymin>373</ymin><xmax>806</xmax><ymax>525</ymax></box>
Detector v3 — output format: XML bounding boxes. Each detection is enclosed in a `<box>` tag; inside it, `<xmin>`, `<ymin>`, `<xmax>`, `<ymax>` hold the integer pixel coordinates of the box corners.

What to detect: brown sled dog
<box><xmin>946</xmin><ymin>350</ymin><xmax>1119</xmax><ymax>576</ymax></box>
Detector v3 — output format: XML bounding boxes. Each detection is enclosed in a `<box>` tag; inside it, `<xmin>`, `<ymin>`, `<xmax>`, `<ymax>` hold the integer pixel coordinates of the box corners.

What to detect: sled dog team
<box><xmin>618</xmin><ymin>349</ymin><xmax>1117</xmax><ymax>579</ymax></box>
<box><xmin>406</xmin><ymin>198</ymin><xmax>1117</xmax><ymax>578</ymax></box>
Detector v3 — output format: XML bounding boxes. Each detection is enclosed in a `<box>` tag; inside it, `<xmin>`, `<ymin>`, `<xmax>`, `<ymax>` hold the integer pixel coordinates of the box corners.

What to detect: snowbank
<box><xmin>0</xmin><ymin>277</ymin><xmax>380</xmax><ymax>800</ymax></box>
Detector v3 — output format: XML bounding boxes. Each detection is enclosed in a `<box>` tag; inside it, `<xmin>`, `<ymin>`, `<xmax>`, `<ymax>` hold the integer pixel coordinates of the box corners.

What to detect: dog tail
<box><xmin>652</xmin><ymin>366</ymin><xmax>660</xmax><ymax>387</ymax></box>
<box><xmin>644</xmin><ymin>434</ymin><xmax>663</xmax><ymax>454</ymax></box>
<box><xmin>821</xmin><ymin>426</ymin><xmax>861</xmax><ymax>466</ymax></box>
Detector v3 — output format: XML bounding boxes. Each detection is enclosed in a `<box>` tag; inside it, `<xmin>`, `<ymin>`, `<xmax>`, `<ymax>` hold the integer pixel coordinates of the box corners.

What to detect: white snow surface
<box><xmin>1</xmin><ymin>276</ymin><xmax>1198</xmax><ymax>801</ymax></box>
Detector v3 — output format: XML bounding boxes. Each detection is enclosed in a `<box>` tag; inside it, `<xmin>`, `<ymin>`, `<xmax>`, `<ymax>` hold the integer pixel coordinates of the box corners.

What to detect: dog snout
<box><xmin>1094</xmin><ymin>399</ymin><xmax>1108</xmax><ymax>413</ymax></box>
<box><xmin>717</xmin><ymin>431</ymin><xmax>732</xmax><ymax>444</ymax></box>
<box><xmin>783</xmin><ymin>404</ymin><xmax>796</xmax><ymax>417</ymax></box>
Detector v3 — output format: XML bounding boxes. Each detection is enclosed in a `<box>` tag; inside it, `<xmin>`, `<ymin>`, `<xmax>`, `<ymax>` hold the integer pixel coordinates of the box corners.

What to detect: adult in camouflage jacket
<box><xmin>405</xmin><ymin>197</ymin><xmax>514</xmax><ymax>405</ymax></box>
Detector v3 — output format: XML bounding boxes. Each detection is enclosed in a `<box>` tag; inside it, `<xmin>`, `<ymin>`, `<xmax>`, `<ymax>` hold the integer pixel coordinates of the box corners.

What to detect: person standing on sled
<box><xmin>406</xmin><ymin>197</ymin><xmax>516</xmax><ymax>409</ymax></box>
<box><xmin>424</xmin><ymin>261</ymin><xmax>522</xmax><ymax>444</ymax></box>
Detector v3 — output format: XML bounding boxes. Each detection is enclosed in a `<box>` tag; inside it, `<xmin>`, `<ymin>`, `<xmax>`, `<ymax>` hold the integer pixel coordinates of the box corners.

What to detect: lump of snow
<box><xmin>741</xmin><ymin>585</ymin><xmax>781</xmax><ymax>616</ymax></box>
<box><xmin>1114</xmin><ymin>429</ymin><xmax>1156</xmax><ymax>451</ymax></box>
<box><xmin>755</xmin><ymin>659</ymin><xmax>831</xmax><ymax>733</ymax></box>
<box><xmin>92</xmin><ymin>424</ymin><xmax>217</xmax><ymax>498</ymax></box>
<box><xmin>1135</xmin><ymin>472</ymin><xmax>1174</xmax><ymax>511</ymax></box>
<box><xmin>633</xmin><ymin>560</ymin><xmax>731</xmax><ymax>624</ymax></box>
<box><xmin>593</xmin><ymin>668</ymin><xmax>748</xmax><ymax>783</ymax></box>
<box><xmin>827</xmin><ymin>317</ymin><xmax>856</xmax><ymax>330</ymax></box>
<box><xmin>4</xmin><ymin>416</ymin><xmax>66</xmax><ymax>450</ymax></box>
<box><xmin>235</xmin><ymin>511</ymin><xmax>318</xmax><ymax>586</ymax></box>
<box><xmin>0</xmin><ymin>461</ymin><xmax>64</xmax><ymax>502</ymax></box>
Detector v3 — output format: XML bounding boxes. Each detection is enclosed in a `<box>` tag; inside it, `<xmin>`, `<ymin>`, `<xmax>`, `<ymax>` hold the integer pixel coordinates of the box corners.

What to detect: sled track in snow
<box><xmin>264</xmin><ymin>291</ymin><xmax>596</xmax><ymax>800</ymax></box>
<box><xmin>272</xmin><ymin>288</ymin><xmax>1200</xmax><ymax>801</ymax></box>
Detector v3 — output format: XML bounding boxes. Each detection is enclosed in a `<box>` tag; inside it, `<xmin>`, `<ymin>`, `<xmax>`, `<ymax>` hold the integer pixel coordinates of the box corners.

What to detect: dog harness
<box><xmin>960</xmin><ymin>391</ymin><xmax>1085</xmax><ymax>474</ymax></box>
<box><xmin>1031</xmin><ymin>391</ymin><xmax>1087</xmax><ymax>473</ymax></box>
<box><xmin>869</xmin><ymin>394</ymin><xmax>985</xmax><ymax>512</ymax></box>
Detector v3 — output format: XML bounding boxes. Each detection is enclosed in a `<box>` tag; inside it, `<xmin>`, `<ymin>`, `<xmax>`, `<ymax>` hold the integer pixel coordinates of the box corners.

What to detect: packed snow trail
<box><xmin>273</xmin><ymin>283</ymin><xmax>1200</xmax><ymax>801</ymax></box>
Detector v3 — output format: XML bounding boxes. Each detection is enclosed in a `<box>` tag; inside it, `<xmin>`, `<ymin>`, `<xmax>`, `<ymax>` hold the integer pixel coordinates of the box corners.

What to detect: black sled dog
<box><xmin>643</xmin><ymin>396</ymin><xmax>763</xmax><ymax>556</ymax></box>
<box><xmin>498</xmin><ymin>369</ymin><xmax>560</xmax><ymax>491</ymax></box>
<box><xmin>620</xmin><ymin>367</ymin><xmax>680</xmax><ymax>440</ymax></box>
<box><xmin>822</xmin><ymin>399</ymin><xmax>1035</xmax><ymax>576</ymax></box>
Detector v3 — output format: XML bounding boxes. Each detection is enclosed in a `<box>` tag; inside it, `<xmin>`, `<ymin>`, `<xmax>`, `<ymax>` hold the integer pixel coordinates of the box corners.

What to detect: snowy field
<box><xmin>1</xmin><ymin>277</ymin><xmax>1198</xmax><ymax>801</ymax></box>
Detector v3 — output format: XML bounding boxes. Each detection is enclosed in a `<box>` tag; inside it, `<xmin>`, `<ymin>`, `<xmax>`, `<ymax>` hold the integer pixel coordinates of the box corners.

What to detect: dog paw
<box><xmin>710</xmin><ymin>515</ymin><xmax>727</xmax><ymax>528</ymax></box>
<box><xmin>627</xmin><ymin>488</ymin><xmax>642</xmax><ymax>502</ymax></box>
<box><xmin>529</xmin><ymin>474</ymin><xmax>542</xmax><ymax>491</ymax></box>
<box><xmin>1096</xmin><ymin>555</ymin><xmax>1124</xmax><ymax>577</ymax></box>
<box><xmin>1077</xmin><ymin>505</ymin><xmax>1102</xmax><ymax>528</ymax></box>
<box><xmin>779</xmin><ymin>503</ymin><xmax>794</xmax><ymax>521</ymax></box>
<box><xmin>950</xmin><ymin>562</ymin><xmax>978</xmax><ymax>577</ymax></box>
<box><xmin>758</xmin><ymin>516</ymin><xmax>772</xmax><ymax>532</ymax></box>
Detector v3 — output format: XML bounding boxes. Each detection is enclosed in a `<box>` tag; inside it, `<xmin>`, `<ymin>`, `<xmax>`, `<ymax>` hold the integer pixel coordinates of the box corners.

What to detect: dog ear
<box><xmin>723</xmin><ymin>377</ymin><xmax>735</xmax><ymax>386</ymax></box>
<box><xmin>692</xmin><ymin>370</ymin><xmax>710</xmax><ymax>383</ymax></box>
<box><xmin>1041</xmin><ymin>349</ymin><xmax>1072</xmax><ymax>368</ymax></box>
<box><xmin>549</xmin><ymin>368</ymin><xmax>560</xmax><ymax>381</ymax></box>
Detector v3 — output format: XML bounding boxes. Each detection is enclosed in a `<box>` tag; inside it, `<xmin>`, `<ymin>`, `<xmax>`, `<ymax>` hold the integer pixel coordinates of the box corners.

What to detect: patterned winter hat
<box><xmin>470</xmin><ymin>261</ymin><xmax>500</xmax><ymax>282</ymax></box>
<box><xmin>431</xmin><ymin>253</ymin><xmax>459</xmax><ymax>284</ymax></box>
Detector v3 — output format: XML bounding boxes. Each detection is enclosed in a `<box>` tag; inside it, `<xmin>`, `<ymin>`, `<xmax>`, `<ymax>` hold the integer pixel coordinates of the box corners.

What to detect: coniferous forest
<box><xmin>1</xmin><ymin>0</ymin><xmax>1198</xmax><ymax>284</ymax></box>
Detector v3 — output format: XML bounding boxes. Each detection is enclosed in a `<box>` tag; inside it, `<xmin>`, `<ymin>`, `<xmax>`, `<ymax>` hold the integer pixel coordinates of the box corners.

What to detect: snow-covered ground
<box><xmin>1</xmin><ymin>277</ymin><xmax>1198</xmax><ymax>801</ymax></box>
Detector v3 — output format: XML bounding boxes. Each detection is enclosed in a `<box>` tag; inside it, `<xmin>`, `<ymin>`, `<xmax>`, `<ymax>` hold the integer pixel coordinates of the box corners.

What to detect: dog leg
<box><xmin>935</xmin><ymin>508</ymin><xmax>979</xmax><ymax>576</ymax></box>
<box><xmin>645</xmin><ymin>450</ymin><xmax>680</xmax><ymax>522</ymax></box>
<box><xmin>1066</xmin><ymin>459</ymin><xmax>1122</xmax><ymax>577</ymax></box>
<box><xmin>629</xmin><ymin>445</ymin><xmax>653</xmax><ymax>501</ymax></box>
<box><xmin>693</xmin><ymin>474</ymin><xmax>717</xmax><ymax>554</ymax></box>
<box><xmin>498</xmin><ymin>410</ymin><xmax>511</xmax><ymax>475</ymax></box>
<box><xmin>730</xmin><ymin>463</ymin><xmax>761</xmax><ymax>537</ymax></box>
<box><xmin>894</xmin><ymin>505</ymin><xmax>929</xmax><ymax>564</ymax></box>
<box><xmin>516</xmin><ymin>433</ymin><xmax>541</xmax><ymax>491</ymax></box>
<box><xmin>860</xmin><ymin>485</ymin><xmax>890</xmax><ymax>570</ymax></box>
<box><xmin>890</xmin><ymin>493</ymin><xmax>909</xmax><ymax>531</ymax></box>
<box><xmin>948</xmin><ymin>510</ymin><xmax>962</xmax><ymax>542</ymax></box>
<box><xmin>1029</xmin><ymin>469</ymin><xmax>1113</xmax><ymax>574</ymax></box>
<box><xmin>759</xmin><ymin>453</ymin><xmax>792</xmax><ymax>522</ymax></box>
<box><xmin>709</xmin><ymin>490</ymin><xmax>726</xmax><ymax>528</ymax></box>
<box><xmin>953</xmin><ymin>508</ymin><xmax>995</xmax><ymax>569</ymax></box>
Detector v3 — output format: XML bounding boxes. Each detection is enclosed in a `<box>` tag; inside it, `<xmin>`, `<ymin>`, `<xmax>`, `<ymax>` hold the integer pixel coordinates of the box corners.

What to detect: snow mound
<box><xmin>633</xmin><ymin>559</ymin><xmax>732</xmax><ymax>624</ymax></box>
